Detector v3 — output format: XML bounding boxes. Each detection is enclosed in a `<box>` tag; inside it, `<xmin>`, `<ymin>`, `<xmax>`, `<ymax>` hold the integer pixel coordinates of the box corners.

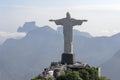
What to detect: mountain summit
<box><xmin>17</xmin><ymin>21</ymin><xmax>39</xmax><ymax>33</ymax></box>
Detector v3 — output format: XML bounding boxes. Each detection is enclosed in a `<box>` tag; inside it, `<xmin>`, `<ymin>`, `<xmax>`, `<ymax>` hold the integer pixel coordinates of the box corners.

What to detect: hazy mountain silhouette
<box><xmin>0</xmin><ymin>32</ymin><xmax>25</xmax><ymax>45</ymax></box>
<box><xmin>17</xmin><ymin>21</ymin><xmax>39</xmax><ymax>33</ymax></box>
<box><xmin>101</xmin><ymin>50</ymin><xmax>120</xmax><ymax>80</ymax></box>
<box><xmin>57</xmin><ymin>27</ymin><xmax>92</xmax><ymax>38</ymax></box>
<box><xmin>0</xmin><ymin>22</ymin><xmax>120</xmax><ymax>80</ymax></box>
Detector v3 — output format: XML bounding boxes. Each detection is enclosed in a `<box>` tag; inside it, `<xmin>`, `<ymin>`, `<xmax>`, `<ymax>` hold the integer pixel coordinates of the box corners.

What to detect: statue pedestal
<box><xmin>61</xmin><ymin>53</ymin><xmax>75</xmax><ymax>64</ymax></box>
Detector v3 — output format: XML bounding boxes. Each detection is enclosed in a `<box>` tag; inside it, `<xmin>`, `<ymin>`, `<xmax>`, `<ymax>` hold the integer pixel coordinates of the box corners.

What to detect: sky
<box><xmin>0</xmin><ymin>0</ymin><xmax>120</xmax><ymax>36</ymax></box>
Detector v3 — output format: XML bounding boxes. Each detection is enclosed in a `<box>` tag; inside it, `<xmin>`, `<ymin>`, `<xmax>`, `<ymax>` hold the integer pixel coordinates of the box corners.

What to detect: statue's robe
<box><xmin>54</xmin><ymin>18</ymin><xmax>84</xmax><ymax>53</ymax></box>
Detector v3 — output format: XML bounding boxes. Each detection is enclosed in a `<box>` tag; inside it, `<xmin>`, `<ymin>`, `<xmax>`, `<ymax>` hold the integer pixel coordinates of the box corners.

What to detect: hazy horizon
<box><xmin>0</xmin><ymin>0</ymin><xmax>120</xmax><ymax>36</ymax></box>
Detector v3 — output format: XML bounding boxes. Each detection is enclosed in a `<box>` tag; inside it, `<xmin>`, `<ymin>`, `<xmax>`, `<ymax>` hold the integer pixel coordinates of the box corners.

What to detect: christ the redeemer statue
<box><xmin>49</xmin><ymin>12</ymin><xmax>87</xmax><ymax>64</ymax></box>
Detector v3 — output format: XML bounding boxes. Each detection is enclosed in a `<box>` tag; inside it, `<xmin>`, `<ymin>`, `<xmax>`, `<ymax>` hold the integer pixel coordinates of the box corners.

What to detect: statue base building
<box><xmin>61</xmin><ymin>53</ymin><xmax>75</xmax><ymax>64</ymax></box>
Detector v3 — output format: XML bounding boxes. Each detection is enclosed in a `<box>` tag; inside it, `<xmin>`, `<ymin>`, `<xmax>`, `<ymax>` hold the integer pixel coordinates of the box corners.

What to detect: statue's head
<box><xmin>66</xmin><ymin>12</ymin><xmax>71</xmax><ymax>19</ymax></box>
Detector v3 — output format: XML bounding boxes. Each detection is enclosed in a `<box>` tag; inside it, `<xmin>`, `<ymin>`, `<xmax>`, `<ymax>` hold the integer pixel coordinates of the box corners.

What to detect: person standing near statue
<box><xmin>49</xmin><ymin>12</ymin><xmax>87</xmax><ymax>64</ymax></box>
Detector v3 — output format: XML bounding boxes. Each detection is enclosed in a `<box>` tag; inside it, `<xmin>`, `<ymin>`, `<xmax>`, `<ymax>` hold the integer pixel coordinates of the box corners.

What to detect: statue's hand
<box><xmin>83</xmin><ymin>20</ymin><xmax>88</xmax><ymax>22</ymax></box>
<box><xmin>49</xmin><ymin>19</ymin><xmax>55</xmax><ymax>22</ymax></box>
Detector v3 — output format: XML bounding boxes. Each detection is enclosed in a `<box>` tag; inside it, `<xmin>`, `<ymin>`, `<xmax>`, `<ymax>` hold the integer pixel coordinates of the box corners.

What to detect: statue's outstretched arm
<box><xmin>82</xmin><ymin>19</ymin><xmax>88</xmax><ymax>22</ymax></box>
<box><xmin>49</xmin><ymin>19</ymin><xmax>56</xmax><ymax>22</ymax></box>
<box><xmin>71</xmin><ymin>18</ymin><xmax>88</xmax><ymax>26</ymax></box>
<box><xmin>49</xmin><ymin>19</ymin><xmax>64</xmax><ymax>25</ymax></box>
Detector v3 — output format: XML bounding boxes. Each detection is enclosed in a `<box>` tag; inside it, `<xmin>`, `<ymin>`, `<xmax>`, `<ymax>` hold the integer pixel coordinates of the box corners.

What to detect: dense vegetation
<box><xmin>31</xmin><ymin>67</ymin><xmax>110</xmax><ymax>80</ymax></box>
<box><xmin>57</xmin><ymin>67</ymin><xmax>110</xmax><ymax>80</ymax></box>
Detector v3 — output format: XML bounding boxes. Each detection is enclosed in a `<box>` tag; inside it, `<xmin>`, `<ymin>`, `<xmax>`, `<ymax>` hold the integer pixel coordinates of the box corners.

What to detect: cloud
<box><xmin>1</xmin><ymin>3</ymin><xmax>120</xmax><ymax>37</ymax></box>
<box><xmin>92</xmin><ymin>29</ymin><xmax>119</xmax><ymax>37</ymax></box>
<box><xmin>0</xmin><ymin>32</ymin><xmax>26</xmax><ymax>44</ymax></box>
<box><xmin>69</xmin><ymin>4</ymin><xmax>120</xmax><ymax>11</ymax></box>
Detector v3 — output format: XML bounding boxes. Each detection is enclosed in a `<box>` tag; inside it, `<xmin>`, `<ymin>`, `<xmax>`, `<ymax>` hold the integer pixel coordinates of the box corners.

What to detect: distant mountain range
<box><xmin>101</xmin><ymin>50</ymin><xmax>120</xmax><ymax>80</ymax></box>
<box><xmin>0</xmin><ymin>21</ymin><xmax>120</xmax><ymax>80</ymax></box>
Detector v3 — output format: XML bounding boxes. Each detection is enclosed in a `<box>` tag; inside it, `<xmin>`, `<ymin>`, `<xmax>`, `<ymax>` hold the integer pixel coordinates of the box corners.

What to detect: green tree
<box><xmin>31</xmin><ymin>75</ymin><xmax>45</xmax><ymax>80</ymax></box>
<box><xmin>47</xmin><ymin>77</ymin><xmax>54</xmax><ymax>80</ymax></box>
<box><xmin>57</xmin><ymin>70</ymin><xmax>82</xmax><ymax>80</ymax></box>
<box><xmin>79</xmin><ymin>69</ymin><xmax>89</xmax><ymax>80</ymax></box>
<box><xmin>32</xmin><ymin>67</ymin><xmax>111</xmax><ymax>80</ymax></box>
<box><xmin>99</xmin><ymin>76</ymin><xmax>111</xmax><ymax>80</ymax></box>
<box><xmin>66</xmin><ymin>71</ymin><xmax>82</xmax><ymax>80</ymax></box>
<box><xmin>86</xmin><ymin>67</ymin><xmax>99</xmax><ymax>80</ymax></box>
